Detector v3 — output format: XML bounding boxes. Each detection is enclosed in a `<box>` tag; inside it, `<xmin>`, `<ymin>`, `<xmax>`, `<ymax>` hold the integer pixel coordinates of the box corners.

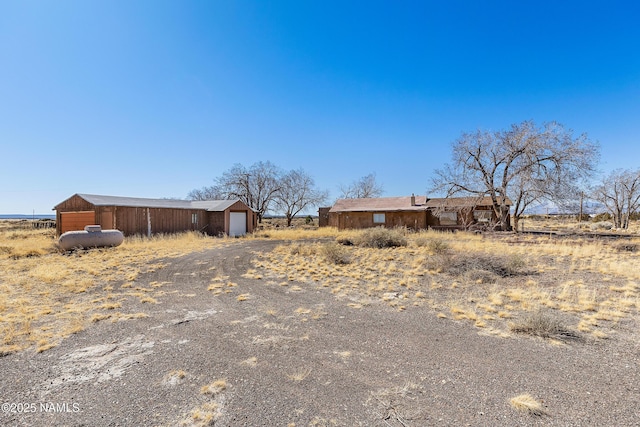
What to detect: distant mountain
<box><xmin>0</xmin><ymin>214</ymin><xmax>56</xmax><ymax>220</ymax></box>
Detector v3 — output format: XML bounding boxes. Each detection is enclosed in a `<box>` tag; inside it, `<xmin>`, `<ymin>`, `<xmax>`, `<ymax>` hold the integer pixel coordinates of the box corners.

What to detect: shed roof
<box><xmin>329</xmin><ymin>195</ymin><xmax>512</xmax><ymax>213</ymax></box>
<box><xmin>55</xmin><ymin>194</ymin><xmax>244</xmax><ymax>212</ymax></box>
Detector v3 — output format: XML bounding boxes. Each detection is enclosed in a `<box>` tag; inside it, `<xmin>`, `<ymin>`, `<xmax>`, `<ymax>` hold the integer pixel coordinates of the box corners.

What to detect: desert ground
<box><xmin>0</xmin><ymin>218</ymin><xmax>639</xmax><ymax>426</ymax></box>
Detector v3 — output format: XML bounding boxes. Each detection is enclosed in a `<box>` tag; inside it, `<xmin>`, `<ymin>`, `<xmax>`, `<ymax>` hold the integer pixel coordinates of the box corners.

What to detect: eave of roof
<box><xmin>54</xmin><ymin>193</ymin><xmax>246</xmax><ymax>212</ymax></box>
<box><xmin>328</xmin><ymin>195</ymin><xmax>512</xmax><ymax>213</ymax></box>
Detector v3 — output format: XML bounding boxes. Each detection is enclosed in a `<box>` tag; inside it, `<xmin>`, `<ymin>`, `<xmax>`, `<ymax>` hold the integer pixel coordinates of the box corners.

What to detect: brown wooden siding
<box><xmin>328</xmin><ymin>211</ymin><xmax>427</xmax><ymax>230</ymax></box>
<box><xmin>208</xmin><ymin>212</ymin><xmax>225</xmax><ymax>235</ymax></box>
<box><xmin>328</xmin><ymin>207</ymin><xmax>506</xmax><ymax>231</ymax></box>
<box><xmin>318</xmin><ymin>207</ymin><xmax>331</xmax><ymax>227</ymax></box>
<box><xmin>55</xmin><ymin>195</ymin><xmax>96</xmax><ymax>235</ymax></box>
<box><xmin>111</xmin><ymin>207</ymin><xmax>207</xmax><ymax>236</ymax></box>
<box><xmin>55</xmin><ymin>195</ymin><xmax>257</xmax><ymax>236</ymax></box>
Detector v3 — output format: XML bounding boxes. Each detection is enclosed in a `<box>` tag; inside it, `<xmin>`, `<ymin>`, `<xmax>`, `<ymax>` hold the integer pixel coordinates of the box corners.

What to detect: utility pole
<box><xmin>579</xmin><ymin>192</ymin><xmax>584</xmax><ymax>222</ymax></box>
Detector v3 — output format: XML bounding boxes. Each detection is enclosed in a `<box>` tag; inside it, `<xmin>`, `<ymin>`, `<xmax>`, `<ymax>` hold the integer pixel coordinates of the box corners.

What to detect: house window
<box><xmin>473</xmin><ymin>210</ymin><xmax>492</xmax><ymax>223</ymax></box>
<box><xmin>438</xmin><ymin>211</ymin><xmax>457</xmax><ymax>226</ymax></box>
<box><xmin>192</xmin><ymin>213</ymin><xmax>198</xmax><ymax>225</ymax></box>
<box><xmin>373</xmin><ymin>213</ymin><xmax>385</xmax><ymax>224</ymax></box>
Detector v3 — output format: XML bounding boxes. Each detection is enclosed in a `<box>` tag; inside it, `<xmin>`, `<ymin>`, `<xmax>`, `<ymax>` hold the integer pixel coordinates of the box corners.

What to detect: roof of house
<box><xmin>328</xmin><ymin>195</ymin><xmax>512</xmax><ymax>213</ymax></box>
<box><xmin>55</xmin><ymin>193</ymin><xmax>244</xmax><ymax>212</ymax></box>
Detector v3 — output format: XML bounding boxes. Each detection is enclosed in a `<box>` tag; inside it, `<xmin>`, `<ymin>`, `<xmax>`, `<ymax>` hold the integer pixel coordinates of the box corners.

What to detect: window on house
<box><xmin>438</xmin><ymin>211</ymin><xmax>457</xmax><ymax>225</ymax></box>
<box><xmin>192</xmin><ymin>213</ymin><xmax>198</xmax><ymax>224</ymax></box>
<box><xmin>473</xmin><ymin>210</ymin><xmax>492</xmax><ymax>223</ymax></box>
<box><xmin>373</xmin><ymin>213</ymin><xmax>385</xmax><ymax>224</ymax></box>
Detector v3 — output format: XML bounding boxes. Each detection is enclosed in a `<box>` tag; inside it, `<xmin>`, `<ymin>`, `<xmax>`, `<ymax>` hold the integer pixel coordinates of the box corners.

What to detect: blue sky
<box><xmin>1</xmin><ymin>1</ymin><xmax>639</xmax><ymax>214</ymax></box>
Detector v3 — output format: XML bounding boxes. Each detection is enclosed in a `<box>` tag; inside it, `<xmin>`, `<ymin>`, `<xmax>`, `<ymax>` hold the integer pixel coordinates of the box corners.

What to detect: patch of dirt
<box><xmin>1</xmin><ymin>239</ymin><xmax>639</xmax><ymax>426</ymax></box>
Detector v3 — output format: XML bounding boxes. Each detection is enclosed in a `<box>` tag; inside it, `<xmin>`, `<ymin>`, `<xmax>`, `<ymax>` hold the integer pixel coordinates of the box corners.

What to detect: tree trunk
<box><xmin>513</xmin><ymin>215</ymin><xmax>520</xmax><ymax>233</ymax></box>
<box><xmin>500</xmin><ymin>205</ymin><xmax>511</xmax><ymax>231</ymax></box>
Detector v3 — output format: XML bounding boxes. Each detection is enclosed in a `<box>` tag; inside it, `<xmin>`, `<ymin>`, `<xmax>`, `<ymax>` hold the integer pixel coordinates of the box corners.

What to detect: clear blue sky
<box><xmin>1</xmin><ymin>1</ymin><xmax>639</xmax><ymax>214</ymax></box>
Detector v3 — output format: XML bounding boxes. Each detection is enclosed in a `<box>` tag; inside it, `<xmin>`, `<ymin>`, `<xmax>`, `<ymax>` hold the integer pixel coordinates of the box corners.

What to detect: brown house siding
<box><xmin>318</xmin><ymin>207</ymin><xmax>331</xmax><ymax>227</ymax></box>
<box><xmin>327</xmin><ymin>206</ymin><xmax>508</xmax><ymax>230</ymax></box>
<box><xmin>328</xmin><ymin>211</ymin><xmax>427</xmax><ymax>230</ymax></box>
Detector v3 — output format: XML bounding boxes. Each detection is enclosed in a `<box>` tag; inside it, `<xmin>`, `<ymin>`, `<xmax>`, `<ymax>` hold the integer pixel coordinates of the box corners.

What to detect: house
<box><xmin>322</xmin><ymin>195</ymin><xmax>511</xmax><ymax>230</ymax></box>
<box><xmin>53</xmin><ymin>193</ymin><xmax>257</xmax><ymax>237</ymax></box>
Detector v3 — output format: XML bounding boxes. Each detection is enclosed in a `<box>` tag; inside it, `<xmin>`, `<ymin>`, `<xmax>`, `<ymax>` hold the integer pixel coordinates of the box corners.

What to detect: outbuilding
<box><xmin>323</xmin><ymin>195</ymin><xmax>511</xmax><ymax>231</ymax></box>
<box><xmin>54</xmin><ymin>193</ymin><xmax>256</xmax><ymax>237</ymax></box>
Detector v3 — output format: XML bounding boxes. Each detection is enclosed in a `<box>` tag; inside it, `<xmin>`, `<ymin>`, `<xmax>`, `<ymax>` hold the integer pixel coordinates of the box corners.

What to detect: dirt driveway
<box><xmin>1</xmin><ymin>240</ymin><xmax>639</xmax><ymax>426</ymax></box>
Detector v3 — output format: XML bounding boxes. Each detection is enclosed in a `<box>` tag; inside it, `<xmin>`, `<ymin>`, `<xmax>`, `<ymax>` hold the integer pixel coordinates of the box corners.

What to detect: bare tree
<box><xmin>273</xmin><ymin>169</ymin><xmax>328</xmax><ymax>226</ymax></box>
<box><xmin>592</xmin><ymin>169</ymin><xmax>640</xmax><ymax>229</ymax></box>
<box><xmin>429</xmin><ymin>195</ymin><xmax>491</xmax><ymax>231</ymax></box>
<box><xmin>188</xmin><ymin>161</ymin><xmax>282</xmax><ymax>223</ymax></box>
<box><xmin>339</xmin><ymin>173</ymin><xmax>384</xmax><ymax>198</ymax></box>
<box><xmin>218</xmin><ymin>161</ymin><xmax>282</xmax><ymax>223</ymax></box>
<box><xmin>187</xmin><ymin>185</ymin><xmax>224</xmax><ymax>201</ymax></box>
<box><xmin>431</xmin><ymin>121</ymin><xmax>599</xmax><ymax>231</ymax></box>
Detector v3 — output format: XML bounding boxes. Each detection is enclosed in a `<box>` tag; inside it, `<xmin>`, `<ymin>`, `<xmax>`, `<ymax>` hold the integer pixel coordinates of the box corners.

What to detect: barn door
<box><xmin>60</xmin><ymin>211</ymin><xmax>95</xmax><ymax>233</ymax></box>
<box><xmin>229</xmin><ymin>212</ymin><xmax>247</xmax><ymax>237</ymax></box>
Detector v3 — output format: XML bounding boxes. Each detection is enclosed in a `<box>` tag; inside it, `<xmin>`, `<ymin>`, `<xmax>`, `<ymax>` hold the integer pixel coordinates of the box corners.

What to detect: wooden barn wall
<box><xmin>55</xmin><ymin>195</ymin><xmax>95</xmax><ymax>212</ymax></box>
<box><xmin>208</xmin><ymin>212</ymin><xmax>225</xmax><ymax>236</ymax></box>
<box><xmin>55</xmin><ymin>195</ymin><xmax>96</xmax><ymax>235</ymax></box>
<box><xmin>112</xmin><ymin>207</ymin><xmax>206</xmax><ymax>236</ymax></box>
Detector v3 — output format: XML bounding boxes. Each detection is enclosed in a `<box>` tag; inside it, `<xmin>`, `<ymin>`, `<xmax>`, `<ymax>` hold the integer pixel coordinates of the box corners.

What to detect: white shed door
<box><xmin>229</xmin><ymin>212</ymin><xmax>247</xmax><ymax>237</ymax></box>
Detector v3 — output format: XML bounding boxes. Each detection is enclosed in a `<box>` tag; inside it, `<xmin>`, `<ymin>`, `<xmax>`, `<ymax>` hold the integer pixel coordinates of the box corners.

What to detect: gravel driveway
<box><xmin>1</xmin><ymin>240</ymin><xmax>639</xmax><ymax>426</ymax></box>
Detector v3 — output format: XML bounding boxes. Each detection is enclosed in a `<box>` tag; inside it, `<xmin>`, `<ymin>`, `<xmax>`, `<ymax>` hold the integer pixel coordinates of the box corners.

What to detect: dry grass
<box><xmin>0</xmin><ymin>222</ymin><xmax>229</xmax><ymax>355</ymax></box>
<box><xmin>287</xmin><ymin>367</ymin><xmax>312</xmax><ymax>382</ymax></box>
<box><xmin>200</xmin><ymin>379</ymin><xmax>227</xmax><ymax>395</ymax></box>
<box><xmin>252</xmin><ymin>227</ymin><xmax>640</xmax><ymax>341</ymax></box>
<box><xmin>180</xmin><ymin>379</ymin><xmax>227</xmax><ymax>427</ymax></box>
<box><xmin>519</xmin><ymin>214</ymin><xmax>640</xmax><ymax>234</ymax></box>
<box><xmin>509</xmin><ymin>393</ymin><xmax>546</xmax><ymax>416</ymax></box>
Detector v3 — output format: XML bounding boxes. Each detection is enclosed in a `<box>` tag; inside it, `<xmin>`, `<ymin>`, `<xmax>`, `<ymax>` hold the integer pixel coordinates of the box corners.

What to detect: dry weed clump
<box><xmin>321</xmin><ymin>242</ymin><xmax>351</xmax><ymax>264</ymax></box>
<box><xmin>0</xmin><ymin>224</ymin><xmax>227</xmax><ymax>355</ymax></box>
<box><xmin>426</xmin><ymin>251</ymin><xmax>526</xmax><ymax>278</ymax></box>
<box><xmin>510</xmin><ymin>311</ymin><xmax>580</xmax><ymax>341</ymax></box>
<box><xmin>338</xmin><ymin>227</ymin><xmax>408</xmax><ymax>248</ymax></box>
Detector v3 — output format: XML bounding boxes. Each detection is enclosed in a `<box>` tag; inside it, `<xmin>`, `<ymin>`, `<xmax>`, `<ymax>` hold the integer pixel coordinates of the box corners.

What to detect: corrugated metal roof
<box><xmin>329</xmin><ymin>195</ymin><xmax>512</xmax><ymax>213</ymax></box>
<box><xmin>75</xmin><ymin>194</ymin><xmax>243</xmax><ymax>212</ymax></box>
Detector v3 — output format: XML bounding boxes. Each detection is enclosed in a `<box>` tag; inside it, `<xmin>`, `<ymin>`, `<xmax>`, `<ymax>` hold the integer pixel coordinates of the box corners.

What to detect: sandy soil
<box><xmin>1</xmin><ymin>240</ymin><xmax>639</xmax><ymax>426</ymax></box>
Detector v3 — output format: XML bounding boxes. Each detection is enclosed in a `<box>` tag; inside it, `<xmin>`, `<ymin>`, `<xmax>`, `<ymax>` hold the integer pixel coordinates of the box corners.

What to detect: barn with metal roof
<box><xmin>54</xmin><ymin>193</ymin><xmax>256</xmax><ymax>237</ymax></box>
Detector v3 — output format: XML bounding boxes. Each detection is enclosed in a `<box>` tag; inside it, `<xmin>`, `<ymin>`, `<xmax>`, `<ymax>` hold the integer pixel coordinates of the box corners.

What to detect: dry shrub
<box><xmin>342</xmin><ymin>227</ymin><xmax>408</xmax><ymax>248</ymax></box>
<box><xmin>287</xmin><ymin>242</ymin><xmax>318</xmax><ymax>257</ymax></box>
<box><xmin>321</xmin><ymin>242</ymin><xmax>351</xmax><ymax>264</ymax></box>
<box><xmin>426</xmin><ymin>252</ymin><xmax>526</xmax><ymax>278</ymax></box>
<box><xmin>591</xmin><ymin>221</ymin><xmax>613</xmax><ymax>231</ymax></box>
<box><xmin>464</xmin><ymin>269</ymin><xmax>500</xmax><ymax>284</ymax></box>
<box><xmin>612</xmin><ymin>241</ymin><xmax>639</xmax><ymax>252</ymax></box>
<box><xmin>510</xmin><ymin>311</ymin><xmax>580</xmax><ymax>341</ymax></box>
<box><xmin>414</xmin><ymin>236</ymin><xmax>450</xmax><ymax>254</ymax></box>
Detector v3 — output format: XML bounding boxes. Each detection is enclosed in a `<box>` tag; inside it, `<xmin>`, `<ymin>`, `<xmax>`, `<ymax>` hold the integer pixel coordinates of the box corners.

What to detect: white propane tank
<box><xmin>58</xmin><ymin>225</ymin><xmax>124</xmax><ymax>251</ymax></box>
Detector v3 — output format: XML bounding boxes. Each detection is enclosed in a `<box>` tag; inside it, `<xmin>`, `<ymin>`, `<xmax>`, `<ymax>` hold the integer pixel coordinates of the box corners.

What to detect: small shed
<box><xmin>54</xmin><ymin>194</ymin><xmax>256</xmax><ymax>237</ymax></box>
<box><xmin>325</xmin><ymin>195</ymin><xmax>511</xmax><ymax>230</ymax></box>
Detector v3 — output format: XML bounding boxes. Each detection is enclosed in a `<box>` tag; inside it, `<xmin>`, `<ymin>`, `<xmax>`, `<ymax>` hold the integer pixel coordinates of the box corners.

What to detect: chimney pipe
<box><xmin>411</xmin><ymin>193</ymin><xmax>416</xmax><ymax>206</ymax></box>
